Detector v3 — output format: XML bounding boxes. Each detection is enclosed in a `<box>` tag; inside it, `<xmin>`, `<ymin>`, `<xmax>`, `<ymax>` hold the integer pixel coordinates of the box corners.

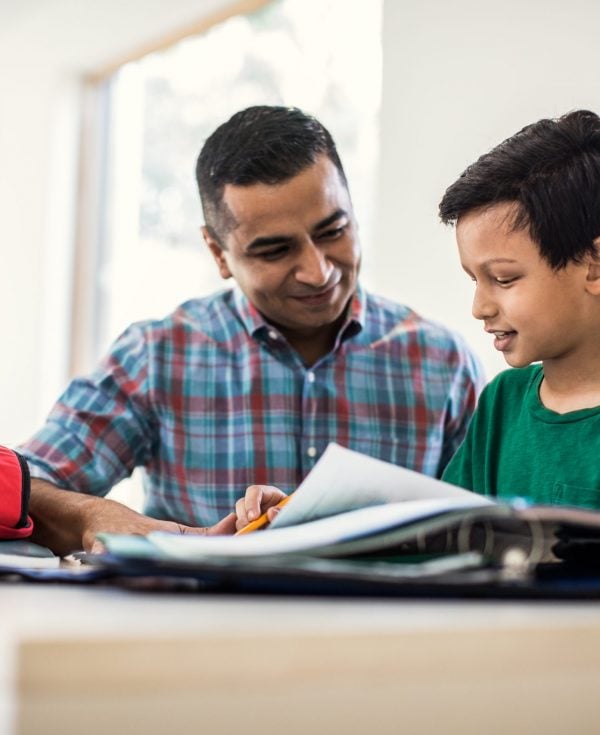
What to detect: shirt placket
<box><xmin>300</xmin><ymin>367</ymin><xmax>320</xmax><ymax>475</ymax></box>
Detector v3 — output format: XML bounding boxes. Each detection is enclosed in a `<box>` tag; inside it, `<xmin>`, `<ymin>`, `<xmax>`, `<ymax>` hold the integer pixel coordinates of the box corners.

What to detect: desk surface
<box><xmin>4</xmin><ymin>583</ymin><xmax>600</xmax><ymax>735</ymax></box>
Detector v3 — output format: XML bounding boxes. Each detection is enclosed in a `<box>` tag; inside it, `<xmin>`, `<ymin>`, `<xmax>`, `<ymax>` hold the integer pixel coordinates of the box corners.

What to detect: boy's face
<box><xmin>456</xmin><ymin>202</ymin><xmax>598</xmax><ymax>369</ymax></box>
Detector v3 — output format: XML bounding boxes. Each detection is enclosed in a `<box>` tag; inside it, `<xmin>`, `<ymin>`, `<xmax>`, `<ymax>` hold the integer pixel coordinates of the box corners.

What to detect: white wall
<box><xmin>373</xmin><ymin>0</ymin><xmax>600</xmax><ymax>380</ymax></box>
<box><xmin>0</xmin><ymin>0</ymin><xmax>235</xmax><ymax>445</ymax></box>
<box><xmin>4</xmin><ymin>0</ymin><xmax>600</xmax><ymax>445</ymax></box>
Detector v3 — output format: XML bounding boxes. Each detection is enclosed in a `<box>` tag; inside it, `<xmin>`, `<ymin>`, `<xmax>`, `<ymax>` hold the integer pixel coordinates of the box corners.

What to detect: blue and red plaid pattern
<box><xmin>20</xmin><ymin>286</ymin><xmax>483</xmax><ymax>526</ymax></box>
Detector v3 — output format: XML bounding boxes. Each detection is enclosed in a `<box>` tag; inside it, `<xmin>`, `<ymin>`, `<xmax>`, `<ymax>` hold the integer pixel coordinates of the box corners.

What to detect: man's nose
<box><xmin>295</xmin><ymin>241</ymin><xmax>333</xmax><ymax>287</ymax></box>
<box><xmin>472</xmin><ymin>285</ymin><xmax>497</xmax><ymax>321</ymax></box>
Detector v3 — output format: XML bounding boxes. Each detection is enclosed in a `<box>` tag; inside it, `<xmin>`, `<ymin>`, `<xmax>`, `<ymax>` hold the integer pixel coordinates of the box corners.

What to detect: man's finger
<box><xmin>177</xmin><ymin>512</ymin><xmax>237</xmax><ymax>537</ymax></box>
<box><xmin>209</xmin><ymin>512</ymin><xmax>238</xmax><ymax>535</ymax></box>
<box><xmin>90</xmin><ymin>538</ymin><xmax>107</xmax><ymax>555</ymax></box>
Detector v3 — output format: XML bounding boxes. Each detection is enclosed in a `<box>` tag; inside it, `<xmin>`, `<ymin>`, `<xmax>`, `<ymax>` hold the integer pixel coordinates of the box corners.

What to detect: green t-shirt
<box><xmin>442</xmin><ymin>364</ymin><xmax>600</xmax><ymax>509</ymax></box>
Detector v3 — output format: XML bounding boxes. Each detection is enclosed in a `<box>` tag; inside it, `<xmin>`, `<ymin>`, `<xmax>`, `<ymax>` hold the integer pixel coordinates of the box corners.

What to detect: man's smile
<box><xmin>289</xmin><ymin>281</ymin><xmax>341</xmax><ymax>305</ymax></box>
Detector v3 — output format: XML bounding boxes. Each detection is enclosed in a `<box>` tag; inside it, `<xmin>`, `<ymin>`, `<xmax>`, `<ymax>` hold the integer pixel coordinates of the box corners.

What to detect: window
<box><xmin>97</xmin><ymin>0</ymin><xmax>382</xmax><ymax>355</ymax></box>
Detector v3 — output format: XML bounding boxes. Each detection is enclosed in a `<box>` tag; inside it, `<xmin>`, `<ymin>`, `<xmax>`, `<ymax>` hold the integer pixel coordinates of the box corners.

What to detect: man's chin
<box><xmin>294</xmin><ymin>286</ymin><xmax>353</xmax><ymax>313</ymax></box>
<box><xmin>297</xmin><ymin>298</ymin><xmax>350</xmax><ymax>324</ymax></box>
<box><xmin>275</xmin><ymin>306</ymin><xmax>346</xmax><ymax>334</ymax></box>
<box><xmin>263</xmin><ymin>289</ymin><xmax>354</xmax><ymax>333</ymax></box>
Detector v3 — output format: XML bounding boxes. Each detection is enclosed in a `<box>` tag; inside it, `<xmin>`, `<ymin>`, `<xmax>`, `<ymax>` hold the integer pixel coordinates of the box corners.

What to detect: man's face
<box><xmin>457</xmin><ymin>202</ymin><xmax>595</xmax><ymax>369</ymax></box>
<box><xmin>204</xmin><ymin>155</ymin><xmax>361</xmax><ymax>342</ymax></box>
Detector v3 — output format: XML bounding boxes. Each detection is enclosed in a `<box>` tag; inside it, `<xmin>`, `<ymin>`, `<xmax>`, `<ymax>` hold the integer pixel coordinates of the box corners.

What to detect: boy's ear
<box><xmin>201</xmin><ymin>226</ymin><xmax>232</xmax><ymax>280</ymax></box>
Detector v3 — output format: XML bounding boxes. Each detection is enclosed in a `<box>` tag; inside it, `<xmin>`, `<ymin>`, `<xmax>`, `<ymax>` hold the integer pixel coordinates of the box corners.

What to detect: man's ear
<box><xmin>201</xmin><ymin>226</ymin><xmax>232</xmax><ymax>280</ymax></box>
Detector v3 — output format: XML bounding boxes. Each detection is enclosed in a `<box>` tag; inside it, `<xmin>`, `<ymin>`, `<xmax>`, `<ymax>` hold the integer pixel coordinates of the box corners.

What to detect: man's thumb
<box><xmin>207</xmin><ymin>512</ymin><xmax>238</xmax><ymax>536</ymax></box>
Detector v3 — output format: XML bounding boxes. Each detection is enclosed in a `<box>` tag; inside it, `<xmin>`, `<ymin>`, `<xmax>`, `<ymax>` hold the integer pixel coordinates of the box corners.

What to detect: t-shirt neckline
<box><xmin>528</xmin><ymin>364</ymin><xmax>600</xmax><ymax>424</ymax></box>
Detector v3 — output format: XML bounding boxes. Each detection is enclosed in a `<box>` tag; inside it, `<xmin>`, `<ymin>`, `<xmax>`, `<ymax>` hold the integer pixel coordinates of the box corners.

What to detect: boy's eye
<box><xmin>494</xmin><ymin>276</ymin><xmax>518</xmax><ymax>286</ymax></box>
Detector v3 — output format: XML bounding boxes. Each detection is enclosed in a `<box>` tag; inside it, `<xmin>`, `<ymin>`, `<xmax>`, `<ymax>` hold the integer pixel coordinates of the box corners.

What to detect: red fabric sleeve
<box><xmin>0</xmin><ymin>445</ymin><xmax>33</xmax><ymax>539</ymax></box>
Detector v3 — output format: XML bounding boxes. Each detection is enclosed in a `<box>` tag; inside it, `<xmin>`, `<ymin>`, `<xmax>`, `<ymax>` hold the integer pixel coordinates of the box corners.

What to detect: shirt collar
<box><xmin>232</xmin><ymin>287</ymin><xmax>268</xmax><ymax>338</ymax></box>
<box><xmin>346</xmin><ymin>283</ymin><xmax>366</xmax><ymax>332</ymax></box>
<box><xmin>232</xmin><ymin>283</ymin><xmax>366</xmax><ymax>343</ymax></box>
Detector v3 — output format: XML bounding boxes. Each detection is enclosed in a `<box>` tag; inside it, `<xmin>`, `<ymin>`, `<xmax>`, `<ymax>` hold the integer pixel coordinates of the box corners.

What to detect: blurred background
<box><xmin>2</xmin><ymin>0</ymin><xmax>600</xmax><ymax>501</ymax></box>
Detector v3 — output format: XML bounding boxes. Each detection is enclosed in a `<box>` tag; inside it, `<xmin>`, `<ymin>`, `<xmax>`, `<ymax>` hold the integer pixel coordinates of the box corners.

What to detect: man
<box><xmin>20</xmin><ymin>106</ymin><xmax>483</xmax><ymax>554</ymax></box>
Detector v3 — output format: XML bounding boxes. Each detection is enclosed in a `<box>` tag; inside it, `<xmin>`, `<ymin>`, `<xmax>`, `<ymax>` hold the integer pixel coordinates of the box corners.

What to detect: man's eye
<box><xmin>494</xmin><ymin>277</ymin><xmax>518</xmax><ymax>286</ymax></box>
<box><xmin>258</xmin><ymin>247</ymin><xmax>289</xmax><ymax>260</ymax></box>
<box><xmin>317</xmin><ymin>226</ymin><xmax>345</xmax><ymax>241</ymax></box>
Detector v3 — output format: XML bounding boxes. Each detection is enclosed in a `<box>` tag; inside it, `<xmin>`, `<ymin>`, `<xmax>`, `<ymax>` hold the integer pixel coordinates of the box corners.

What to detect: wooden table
<box><xmin>3</xmin><ymin>583</ymin><xmax>600</xmax><ymax>734</ymax></box>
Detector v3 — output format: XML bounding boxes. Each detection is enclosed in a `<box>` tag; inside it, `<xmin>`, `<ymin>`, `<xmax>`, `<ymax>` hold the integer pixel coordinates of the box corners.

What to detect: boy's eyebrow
<box><xmin>462</xmin><ymin>257</ymin><xmax>520</xmax><ymax>277</ymax></box>
<box><xmin>483</xmin><ymin>258</ymin><xmax>519</xmax><ymax>265</ymax></box>
<box><xmin>245</xmin><ymin>209</ymin><xmax>349</xmax><ymax>252</ymax></box>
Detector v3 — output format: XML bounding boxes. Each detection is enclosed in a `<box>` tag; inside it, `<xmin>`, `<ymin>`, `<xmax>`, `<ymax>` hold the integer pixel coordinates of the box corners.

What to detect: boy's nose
<box><xmin>295</xmin><ymin>242</ymin><xmax>333</xmax><ymax>287</ymax></box>
<box><xmin>471</xmin><ymin>286</ymin><xmax>497</xmax><ymax>321</ymax></box>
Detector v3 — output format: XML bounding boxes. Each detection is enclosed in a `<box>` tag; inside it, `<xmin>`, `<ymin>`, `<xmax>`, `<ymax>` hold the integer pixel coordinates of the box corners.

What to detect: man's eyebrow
<box><xmin>245</xmin><ymin>209</ymin><xmax>349</xmax><ymax>252</ymax></box>
<box><xmin>246</xmin><ymin>234</ymin><xmax>293</xmax><ymax>252</ymax></box>
<box><xmin>314</xmin><ymin>209</ymin><xmax>348</xmax><ymax>231</ymax></box>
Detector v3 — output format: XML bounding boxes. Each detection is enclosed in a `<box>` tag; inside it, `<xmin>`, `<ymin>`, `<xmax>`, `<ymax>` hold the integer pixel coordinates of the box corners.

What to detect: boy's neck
<box><xmin>540</xmin><ymin>357</ymin><xmax>600</xmax><ymax>413</ymax></box>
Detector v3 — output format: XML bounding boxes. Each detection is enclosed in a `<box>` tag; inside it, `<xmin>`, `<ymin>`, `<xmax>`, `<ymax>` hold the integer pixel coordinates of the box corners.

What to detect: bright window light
<box><xmin>98</xmin><ymin>0</ymin><xmax>382</xmax><ymax>357</ymax></box>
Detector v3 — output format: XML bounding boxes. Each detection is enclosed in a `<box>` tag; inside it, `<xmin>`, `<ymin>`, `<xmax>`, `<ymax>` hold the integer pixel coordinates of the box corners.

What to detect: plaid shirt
<box><xmin>20</xmin><ymin>286</ymin><xmax>483</xmax><ymax>526</ymax></box>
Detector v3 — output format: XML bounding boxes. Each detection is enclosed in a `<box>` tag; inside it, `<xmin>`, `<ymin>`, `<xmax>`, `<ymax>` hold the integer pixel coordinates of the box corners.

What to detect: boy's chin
<box><xmin>503</xmin><ymin>353</ymin><xmax>534</xmax><ymax>369</ymax></box>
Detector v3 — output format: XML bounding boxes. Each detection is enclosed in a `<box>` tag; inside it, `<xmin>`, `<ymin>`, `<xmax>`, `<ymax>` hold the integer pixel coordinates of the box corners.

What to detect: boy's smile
<box><xmin>488</xmin><ymin>329</ymin><xmax>517</xmax><ymax>353</ymax></box>
<box><xmin>456</xmin><ymin>202</ymin><xmax>598</xmax><ymax>372</ymax></box>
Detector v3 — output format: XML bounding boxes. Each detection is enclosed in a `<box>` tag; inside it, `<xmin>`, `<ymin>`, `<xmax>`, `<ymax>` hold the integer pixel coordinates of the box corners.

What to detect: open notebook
<box><xmin>98</xmin><ymin>443</ymin><xmax>600</xmax><ymax>569</ymax></box>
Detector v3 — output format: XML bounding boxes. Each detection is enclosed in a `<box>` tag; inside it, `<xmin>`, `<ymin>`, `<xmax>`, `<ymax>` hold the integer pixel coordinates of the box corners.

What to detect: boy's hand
<box><xmin>235</xmin><ymin>485</ymin><xmax>288</xmax><ymax>531</ymax></box>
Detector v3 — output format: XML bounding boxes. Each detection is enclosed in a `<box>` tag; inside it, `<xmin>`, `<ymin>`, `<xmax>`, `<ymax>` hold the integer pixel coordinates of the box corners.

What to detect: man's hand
<box><xmin>29</xmin><ymin>479</ymin><xmax>237</xmax><ymax>555</ymax></box>
<box><xmin>234</xmin><ymin>484</ymin><xmax>288</xmax><ymax>532</ymax></box>
<box><xmin>83</xmin><ymin>503</ymin><xmax>238</xmax><ymax>554</ymax></box>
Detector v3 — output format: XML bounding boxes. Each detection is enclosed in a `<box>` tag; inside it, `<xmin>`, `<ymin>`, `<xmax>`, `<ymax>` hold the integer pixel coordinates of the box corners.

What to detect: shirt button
<box><xmin>307</xmin><ymin>371</ymin><xmax>315</xmax><ymax>383</ymax></box>
<box><xmin>268</xmin><ymin>330</ymin><xmax>278</xmax><ymax>340</ymax></box>
<box><xmin>307</xmin><ymin>446</ymin><xmax>317</xmax><ymax>458</ymax></box>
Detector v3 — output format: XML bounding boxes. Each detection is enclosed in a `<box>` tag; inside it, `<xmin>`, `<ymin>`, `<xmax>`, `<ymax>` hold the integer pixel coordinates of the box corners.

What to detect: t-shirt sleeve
<box><xmin>18</xmin><ymin>324</ymin><xmax>157</xmax><ymax>496</ymax></box>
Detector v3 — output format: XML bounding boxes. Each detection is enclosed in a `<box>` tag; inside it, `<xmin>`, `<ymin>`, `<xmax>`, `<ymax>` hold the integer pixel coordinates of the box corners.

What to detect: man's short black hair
<box><xmin>196</xmin><ymin>105</ymin><xmax>347</xmax><ymax>244</ymax></box>
<box><xmin>439</xmin><ymin>109</ymin><xmax>600</xmax><ymax>269</ymax></box>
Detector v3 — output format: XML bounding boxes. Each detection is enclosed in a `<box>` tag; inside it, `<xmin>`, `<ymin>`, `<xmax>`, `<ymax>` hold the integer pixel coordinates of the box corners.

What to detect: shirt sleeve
<box><xmin>441</xmin><ymin>417</ymin><xmax>476</xmax><ymax>491</ymax></box>
<box><xmin>437</xmin><ymin>340</ymin><xmax>486</xmax><ymax>477</ymax></box>
<box><xmin>442</xmin><ymin>377</ymin><xmax>497</xmax><ymax>493</ymax></box>
<box><xmin>18</xmin><ymin>324</ymin><xmax>157</xmax><ymax>496</ymax></box>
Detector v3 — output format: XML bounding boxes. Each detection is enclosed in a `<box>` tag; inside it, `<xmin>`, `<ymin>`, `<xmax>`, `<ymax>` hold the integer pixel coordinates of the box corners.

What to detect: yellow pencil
<box><xmin>235</xmin><ymin>494</ymin><xmax>293</xmax><ymax>535</ymax></box>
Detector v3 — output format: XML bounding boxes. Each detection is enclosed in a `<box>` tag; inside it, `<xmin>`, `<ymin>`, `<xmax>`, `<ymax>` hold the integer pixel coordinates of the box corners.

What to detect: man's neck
<box><xmin>265</xmin><ymin>298</ymin><xmax>354</xmax><ymax>366</ymax></box>
<box><xmin>284</xmin><ymin>322</ymin><xmax>342</xmax><ymax>366</ymax></box>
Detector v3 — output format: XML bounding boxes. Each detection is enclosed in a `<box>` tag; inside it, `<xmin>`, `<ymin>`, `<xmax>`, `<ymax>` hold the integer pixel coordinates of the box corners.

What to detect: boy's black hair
<box><xmin>439</xmin><ymin>109</ymin><xmax>600</xmax><ymax>269</ymax></box>
<box><xmin>196</xmin><ymin>105</ymin><xmax>347</xmax><ymax>245</ymax></box>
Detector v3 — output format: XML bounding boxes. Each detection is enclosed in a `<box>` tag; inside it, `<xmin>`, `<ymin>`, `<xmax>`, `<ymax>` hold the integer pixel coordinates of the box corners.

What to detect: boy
<box><xmin>439</xmin><ymin>109</ymin><xmax>600</xmax><ymax>508</ymax></box>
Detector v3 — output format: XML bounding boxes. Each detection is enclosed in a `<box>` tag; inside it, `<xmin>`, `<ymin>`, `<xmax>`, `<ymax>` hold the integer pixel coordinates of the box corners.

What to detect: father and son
<box><xmin>18</xmin><ymin>106</ymin><xmax>600</xmax><ymax>554</ymax></box>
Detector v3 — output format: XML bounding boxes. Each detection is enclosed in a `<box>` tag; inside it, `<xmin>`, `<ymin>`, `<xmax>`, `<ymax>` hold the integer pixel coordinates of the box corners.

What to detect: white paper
<box><xmin>148</xmin><ymin>496</ymin><xmax>491</xmax><ymax>560</ymax></box>
<box><xmin>269</xmin><ymin>443</ymin><xmax>484</xmax><ymax>529</ymax></box>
